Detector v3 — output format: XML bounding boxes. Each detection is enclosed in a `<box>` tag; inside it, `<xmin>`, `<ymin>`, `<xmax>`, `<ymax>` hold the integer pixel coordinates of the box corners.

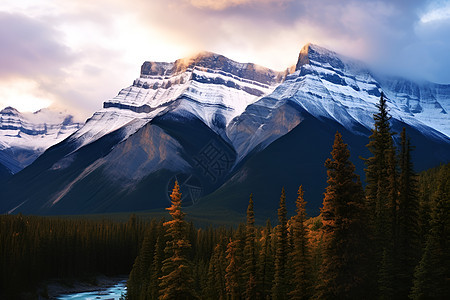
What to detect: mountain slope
<box><xmin>0</xmin><ymin>44</ymin><xmax>448</xmax><ymax>218</ymax></box>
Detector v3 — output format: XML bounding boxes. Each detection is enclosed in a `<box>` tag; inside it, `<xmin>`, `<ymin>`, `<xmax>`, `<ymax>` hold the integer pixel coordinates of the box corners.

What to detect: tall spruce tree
<box><xmin>258</xmin><ymin>219</ymin><xmax>274</xmax><ymax>299</ymax></box>
<box><xmin>206</xmin><ymin>242</ymin><xmax>227</xmax><ymax>300</ymax></box>
<box><xmin>150</xmin><ymin>234</ymin><xmax>165</xmax><ymax>300</ymax></box>
<box><xmin>272</xmin><ymin>187</ymin><xmax>288</xmax><ymax>300</ymax></box>
<box><xmin>289</xmin><ymin>185</ymin><xmax>312</xmax><ymax>300</ymax></box>
<box><xmin>317</xmin><ymin>132</ymin><xmax>373</xmax><ymax>299</ymax></box>
<box><xmin>410</xmin><ymin>164</ymin><xmax>450</xmax><ymax>299</ymax></box>
<box><xmin>364</xmin><ymin>92</ymin><xmax>398</xmax><ymax>296</ymax></box>
<box><xmin>225</xmin><ymin>238</ymin><xmax>242</xmax><ymax>300</ymax></box>
<box><xmin>159</xmin><ymin>181</ymin><xmax>197</xmax><ymax>300</ymax></box>
<box><xmin>396</xmin><ymin>128</ymin><xmax>420</xmax><ymax>299</ymax></box>
<box><xmin>243</xmin><ymin>194</ymin><xmax>258</xmax><ymax>299</ymax></box>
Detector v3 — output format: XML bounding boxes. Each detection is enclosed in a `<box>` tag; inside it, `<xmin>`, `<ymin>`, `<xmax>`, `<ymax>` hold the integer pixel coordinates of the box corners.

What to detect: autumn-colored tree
<box><xmin>159</xmin><ymin>181</ymin><xmax>197</xmax><ymax>300</ymax></box>
<box><xmin>317</xmin><ymin>132</ymin><xmax>373</xmax><ymax>299</ymax></box>
<box><xmin>289</xmin><ymin>185</ymin><xmax>312</xmax><ymax>300</ymax></box>
<box><xmin>272</xmin><ymin>187</ymin><xmax>289</xmax><ymax>300</ymax></box>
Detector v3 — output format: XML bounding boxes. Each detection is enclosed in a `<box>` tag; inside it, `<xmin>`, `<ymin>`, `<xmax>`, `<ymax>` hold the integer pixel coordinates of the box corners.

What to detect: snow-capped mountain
<box><xmin>0</xmin><ymin>44</ymin><xmax>448</xmax><ymax>217</ymax></box>
<box><xmin>69</xmin><ymin>52</ymin><xmax>285</xmax><ymax>151</ymax></box>
<box><xmin>0</xmin><ymin>107</ymin><xmax>83</xmax><ymax>174</ymax></box>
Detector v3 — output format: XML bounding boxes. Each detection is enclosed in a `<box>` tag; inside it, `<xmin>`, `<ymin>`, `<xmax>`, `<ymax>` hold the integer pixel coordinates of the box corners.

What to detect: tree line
<box><xmin>127</xmin><ymin>93</ymin><xmax>449</xmax><ymax>299</ymax></box>
<box><xmin>0</xmin><ymin>93</ymin><xmax>448</xmax><ymax>299</ymax></box>
<box><xmin>0</xmin><ymin>214</ymin><xmax>146</xmax><ymax>298</ymax></box>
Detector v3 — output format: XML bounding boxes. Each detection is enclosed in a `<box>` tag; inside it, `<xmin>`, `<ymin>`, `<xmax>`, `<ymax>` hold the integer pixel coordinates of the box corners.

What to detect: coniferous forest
<box><xmin>1</xmin><ymin>93</ymin><xmax>449</xmax><ymax>299</ymax></box>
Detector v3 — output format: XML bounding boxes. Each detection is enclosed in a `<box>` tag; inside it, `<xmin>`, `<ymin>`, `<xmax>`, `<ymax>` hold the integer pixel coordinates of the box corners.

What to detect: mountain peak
<box><xmin>141</xmin><ymin>52</ymin><xmax>284</xmax><ymax>85</ymax></box>
<box><xmin>0</xmin><ymin>106</ymin><xmax>20</xmax><ymax>116</ymax></box>
<box><xmin>295</xmin><ymin>43</ymin><xmax>345</xmax><ymax>71</ymax></box>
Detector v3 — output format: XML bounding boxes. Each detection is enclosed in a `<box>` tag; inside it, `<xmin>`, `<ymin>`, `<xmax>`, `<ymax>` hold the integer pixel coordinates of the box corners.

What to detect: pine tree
<box><xmin>243</xmin><ymin>194</ymin><xmax>258</xmax><ymax>299</ymax></box>
<box><xmin>150</xmin><ymin>235</ymin><xmax>165</xmax><ymax>300</ymax></box>
<box><xmin>378</xmin><ymin>146</ymin><xmax>399</xmax><ymax>299</ymax></box>
<box><xmin>410</xmin><ymin>165</ymin><xmax>450</xmax><ymax>299</ymax></box>
<box><xmin>364</xmin><ymin>92</ymin><xmax>398</xmax><ymax>296</ymax></box>
<box><xmin>225</xmin><ymin>238</ymin><xmax>242</xmax><ymax>300</ymax></box>
<box><xmin>396</xmin><ymin>128</ymin><xmax>420</xmax><ymax>299</ymax></box>
<box><xmin>317</xmin><ymin>132</ymin><xmax>373</xmax><ymax>299</ymax></box>
<box><xmin>272</xmin><ymin>187</ymin><xmax>288</xmax><ymax>300</ymax></box>
<box><xmin>159</xmin><ymin>181</ymin><xmax>197</xmax><ymax>300</ymax></box>
<box><xmin>258</xmin><ymin>219</ymin><xmax>274</xmax><ymax>299</ymax></box>
<box><xmin>206</xmin><ymin>242</ymin><xmax>227</xmax><ymax>300</ymax></box>
<box><xmin>289</xmin><ymin>185</ymin><xmax>311</xmax><ymax>300</ymax></box>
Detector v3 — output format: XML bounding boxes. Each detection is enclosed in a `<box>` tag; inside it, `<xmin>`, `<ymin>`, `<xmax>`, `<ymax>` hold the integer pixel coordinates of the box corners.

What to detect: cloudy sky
<box><xmin>1</xmin><ymin>0</ymin><xmax>449</xmax><ymax>120</ymax></box>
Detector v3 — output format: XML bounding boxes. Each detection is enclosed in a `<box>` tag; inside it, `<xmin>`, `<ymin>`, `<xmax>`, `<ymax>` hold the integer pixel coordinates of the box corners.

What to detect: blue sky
<box><xmin>1</xmin><ymin>0</ymin><xmax>449</xmax><ymax>119</ymax></box>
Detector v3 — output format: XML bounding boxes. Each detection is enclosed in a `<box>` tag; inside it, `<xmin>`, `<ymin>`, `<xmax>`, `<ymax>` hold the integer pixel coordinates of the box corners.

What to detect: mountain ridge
<box><xmin>0</xmin><ymin>43</ymin><xmax>448</xmax><ymax>218</ymax></box>
<box><xmin>0</xmin><ymin>106</ymin><xmax>83</xmax><ymax>174</ymax></box>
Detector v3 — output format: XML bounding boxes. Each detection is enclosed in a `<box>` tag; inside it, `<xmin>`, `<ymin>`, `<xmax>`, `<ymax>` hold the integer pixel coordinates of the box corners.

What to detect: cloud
<box><xmin>187</xmin><ymin>0</ymin><xmax>292</xmax><ymax>10</ymax></box>
<box><xmin>0</xmin><ymin>12</ymin><xmax>74</xmax><ymax>79</ymax></box>
<box><xmin>1</xmin><ymin>0</ymin><xmax>449</xmax><ymax>119</ymax></box>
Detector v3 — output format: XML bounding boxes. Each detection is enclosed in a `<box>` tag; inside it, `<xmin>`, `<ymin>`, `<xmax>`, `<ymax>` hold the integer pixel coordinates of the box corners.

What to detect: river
<box><xmin>56</xmin><ymin>279</ymin><xmax>127</xmax><ymax>300</ymax></box>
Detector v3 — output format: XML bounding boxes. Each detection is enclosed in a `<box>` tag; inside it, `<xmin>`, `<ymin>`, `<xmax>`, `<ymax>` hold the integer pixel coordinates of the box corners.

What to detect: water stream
<box><xmin>56</xmin><ymin>279</ymin><xmax>127</xmax><ymax>300</ymax></box>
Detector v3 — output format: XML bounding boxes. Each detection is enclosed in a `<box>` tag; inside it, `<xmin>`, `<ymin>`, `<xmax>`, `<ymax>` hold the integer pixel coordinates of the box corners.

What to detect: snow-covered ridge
<box><xmin>285</xmin><ymin>43</ymin><xmax>450</xmax><ymax>138</ymax></box>
<box><xmin>73</xmin><ymin>52</ymin><xmax>286</xmax><ymax>149</ymax></box>
<box><xmin>0</xmin><ymin>106</ymin><xmax>83</xmax><ymax>151</ymax></box>
<box><xmin>67</xmin><ymin>43</ymin><xmax>449</xmax><ymax>157</ymax></box>
<box><xmin>141</xmin><ymin>51</ymin><xmax>286</xmax><ymax>85</ymax></box>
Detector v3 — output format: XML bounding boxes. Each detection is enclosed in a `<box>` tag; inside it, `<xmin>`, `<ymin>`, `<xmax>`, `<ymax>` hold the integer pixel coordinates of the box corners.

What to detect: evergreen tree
<box><xmin>317</xmin><ymin>132</ymin><xmax>373</xmax><ymax>299</ymax></box>
<box><xmin>243</xmin><ymin>194</ymin><xmax>258</xmax><ymax>299</ymax></box>
<box><xmin>206</xmin><ymin>242</ymin><xmax>227</xmax><ymax>300</ymax></box>
<box><xmin>258</xmin><ymin>219</ymin><xmax>274</xmax><ymax>299</ymax></box>
<box><xmin>396</xmin><ymin>128</ymin><xmax>420</xmax><ymax>299</ymax></box>
<box><xmin>159</xmin><ymin>181</ymin><xmax>197</xmax><ymax>300</ymax></box>
<box><xmin>378</xmin><ymin>146</ymin><xmax>399</xmax><ymax>299</ymax></box>
<box><xmin>225</xmin><ymin>238</ymin><xmax>242</xmax><ymax>300</ymax></box>
<box><xmin>289</xmin><ymin>185</ymin><xmax>312</xmax><ymax>300</ymax></box>
<box><xmin>364</xmin><ymin>92</ymin><xmax>396</xmax><ymax>239</ymax></box>
<box><xmin>410</xmin><ymin>165</ymin><xmax>450</xmax><ymax>299</ymax></box>
<box><xmin>127</xmin><ymin>233</ymin><xmax>154</xmax><ymax>299</ymax></box>
<box><xmin>272</xmin><ymin>187</ymin><xmax>288</xmax><ymax>300</ymax></box>
<box><xmin>150</xmin><ymin>235</ymin><xmax>165</xmax><ymax>300</ymax></box>
<box><xmin>364</xmin><ymin>92</ymin><xmax>398</xmax><ymax>296</ymax></box>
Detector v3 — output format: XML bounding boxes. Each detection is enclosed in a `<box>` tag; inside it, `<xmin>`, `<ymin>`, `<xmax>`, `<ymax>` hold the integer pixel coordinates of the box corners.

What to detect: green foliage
<box><xmin>159</xmin><ymin>181</ymin><xmax>198</xmax><ymax>300</ymax></box>
<box><xmin>2</xmin><ymin>121</ymin><xmax>447</xmax><ymax>300</ymax></box>
<box><xmin>411</xmin><ymin>164</ymin><xmax>450</xmax><ymax>299</ymax></box>
<box><xmin>289</xmin><ymin>185</ymin><xmax>312</xmax><ymax>300</ymax></box>
<box><xmin>272</xmin><ymin>187</ymin><xmax>289</xmax><ymax>300</ymax></box>
<box><xmin>317</xmin><ymin>132</ymin><xmax>373</xmax><ymax>299</ymax></box>
<box><xmin>243</xmin><ymin>194</ymin><xmax>258</xmax><ymax>299</ymax></box>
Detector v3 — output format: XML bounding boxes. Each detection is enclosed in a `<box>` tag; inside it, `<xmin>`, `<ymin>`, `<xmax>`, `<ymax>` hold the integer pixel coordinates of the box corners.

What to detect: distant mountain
<box><xmin>0</xmin><ymin>107</ymin><xmax>83</xmax><ymax>175</ymax></box>
<box><xmin>0</xmin><ymin>44</ymin><xmax>448</xmax><ymax>218</ymax></box>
